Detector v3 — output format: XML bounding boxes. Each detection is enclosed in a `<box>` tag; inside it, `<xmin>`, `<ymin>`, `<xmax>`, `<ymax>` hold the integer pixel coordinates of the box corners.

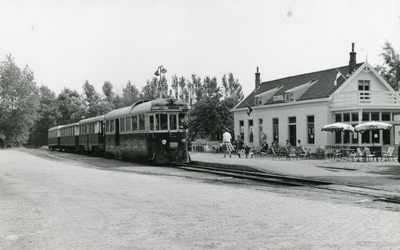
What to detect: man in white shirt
<box><xmin>222</xmin><ymin>130</ymin><xmax>234</xmax><ymax>158</ymax></box>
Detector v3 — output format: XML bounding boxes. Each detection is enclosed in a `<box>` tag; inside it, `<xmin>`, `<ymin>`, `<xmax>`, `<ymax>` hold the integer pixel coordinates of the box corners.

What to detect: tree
<box><xmin>203</xmin><ymin>76</ymin><xmax>219</xmax><ymax>98</ymax></box>
<box><xmin>375</xmin><ymin>40</ymin><xmax>400</xmax><ymax>90</ymax></box>
<box><xmin>221</xmin><ymin>73</ymin><xmax>244</xmax><ymax>106</ymax></box>
<box><xmin>28</xmin><ymin>85</ymin><xmax>60</xmax><ymax>146</ymax></box>
<box><xmin>57</xmin><ymin>88</ymin><xmax>86</xmax><ymax>125</ymax></box>
<box><xmin>102</xmin><ymin>81</ymin><xmax>114</xmax><ymax>103</ymax></box>
<box><xmin>0</xmin><ymin>55</ymin><xmax>40</xmax><ymax>147</ymax></box>
<box><xmin>140</xmin><ymin>75</ymin><xmax>168</xmax><ymax>100</ymax></box>
<box><xmin>122</xmin><ymin>81</ymin><xmax>140</xmax><ymax>106</ymax></box>
<box><xmin>187</xmin><ymin>94</ymin><xmax>233</xmax><ymax>141</ymax></box>
<box><xmin>82</xmin><ymin>80</ymin><xmax>102</xmax><ymax>118</ymax></box>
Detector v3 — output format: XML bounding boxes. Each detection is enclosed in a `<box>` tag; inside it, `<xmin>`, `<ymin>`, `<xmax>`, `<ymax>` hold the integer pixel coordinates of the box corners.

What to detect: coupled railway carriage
<box><xmin>104</xmin><ymin>99</ymin><xmax>190</xmax><ymax>163</ymax></box>
<box><xmin>79</xmin><ymin>115</ymin><xmax>105</xmax><ymax>154</ymax></box>
<box><xmin>60</xmin><ymin>123</ymin><xmax>80</xmax><ymax>152</ymax></box>
<box><xmin>47</xmin><ymin>98</ymin><xmax>191</xmax><ymax>164</ymax></box>
<box><xmin>48</xmin><ymin>125</ymin><xmax>62</xmax><ymax>151</ymax></box>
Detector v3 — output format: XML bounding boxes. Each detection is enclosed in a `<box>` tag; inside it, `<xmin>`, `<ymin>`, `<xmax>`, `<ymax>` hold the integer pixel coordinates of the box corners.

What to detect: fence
<box><xmin>191</xmin><ymin>140</ymin><xmax>221</xmax><ymax>153</ymax></box>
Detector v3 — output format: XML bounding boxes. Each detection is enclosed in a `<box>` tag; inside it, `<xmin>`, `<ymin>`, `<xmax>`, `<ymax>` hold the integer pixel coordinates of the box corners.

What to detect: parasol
<box><xmin>321</xmin><ymin>122</ymin><xmax>354</xmax><ymax>133</ymax></box>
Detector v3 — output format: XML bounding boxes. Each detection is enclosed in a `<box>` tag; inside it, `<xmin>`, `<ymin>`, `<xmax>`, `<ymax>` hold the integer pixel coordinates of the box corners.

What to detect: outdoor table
<box><xmin>341</xmin><ymin>148</ymin><xmax>352</xmax><ymax>158</ymax></box>
<box><xmin>373</xmin><ymin>151</ymin><xmax>381</xmax><ymax>161</ymax></box>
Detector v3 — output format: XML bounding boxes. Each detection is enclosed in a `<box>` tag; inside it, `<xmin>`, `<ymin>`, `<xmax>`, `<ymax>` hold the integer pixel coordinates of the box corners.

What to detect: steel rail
<box><xmin>175</xmin><ymin>163</ymin><xmax>400</xmax><ymax>204</ymax></box>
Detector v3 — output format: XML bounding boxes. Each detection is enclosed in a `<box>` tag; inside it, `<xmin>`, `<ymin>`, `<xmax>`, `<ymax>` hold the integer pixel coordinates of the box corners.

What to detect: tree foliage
<box><xmin>140</xmin><ymin>76</ymin><xmax>168</xmax><ymax>100</ymax></box>
<box><xmin>82</xmin><ymin>80</ymin><xmax>102</xmax><ymax>118</ymax></box>
<box><xmin>122</xmin><ymin>81</ymin><xmax>140</xmax><ymax>106</ymax></box>
<box><xmin>0</xmin><ymin>55</ymin><xmax>40</xmax><ymax>147</ymax></box>
<box><xmin>57</xmin><ymin>88</ymin><xmax>86</xmax><ymax>125</ymax></box>
<box><xmin>375</xmin><ymin>40</ymin><xmax>400</xmax><ymax>90</ymax></box>
<box><xmin>187</xmin><ymin>95</ymin><xmax>234</xmax><ymax>141</ymax></box>
<box><xmin>28</xmin><ymin>85</ymin><xmax>60</xmax><ymax>146</ymax></box>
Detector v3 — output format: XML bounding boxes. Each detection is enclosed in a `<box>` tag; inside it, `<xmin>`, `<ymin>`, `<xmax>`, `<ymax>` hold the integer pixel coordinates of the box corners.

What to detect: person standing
<box><xmin>222</xmin><ymin>129</ymin><xmax>234</xmax><ymax>158</ymax></box>
<box><xmin>236</xmin><ymin>135</ymin><xmax>244</xmax><ymax>158</ymax></box>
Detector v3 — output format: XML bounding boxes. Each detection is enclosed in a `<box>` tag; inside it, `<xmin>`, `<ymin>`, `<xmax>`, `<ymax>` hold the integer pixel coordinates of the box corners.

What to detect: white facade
<box><xmin>233</xmin><ymin>61</ymin><xmax>400</xmax><ymax>150</ymax></box>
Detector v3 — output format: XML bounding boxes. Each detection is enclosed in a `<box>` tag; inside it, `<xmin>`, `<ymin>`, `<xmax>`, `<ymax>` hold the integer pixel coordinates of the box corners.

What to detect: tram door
<box><xmin>115</xmin><ymin>119</ymin><xmax>120</xmax><ymax>146</ymax></box>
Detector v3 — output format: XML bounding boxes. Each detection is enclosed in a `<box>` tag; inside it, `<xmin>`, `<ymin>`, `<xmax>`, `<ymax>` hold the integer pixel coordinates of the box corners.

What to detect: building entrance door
<box><xmin>289</xmin><ymin>124</ymin><xmax>296</xmax><ymax>146</ymax></box>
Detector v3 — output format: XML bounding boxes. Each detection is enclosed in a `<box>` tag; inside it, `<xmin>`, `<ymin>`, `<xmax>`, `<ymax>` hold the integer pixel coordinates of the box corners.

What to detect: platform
<box><xmin>189</xmin><ymin>152</ymin><xmax>399</xmax><ymax>182</ymax></box>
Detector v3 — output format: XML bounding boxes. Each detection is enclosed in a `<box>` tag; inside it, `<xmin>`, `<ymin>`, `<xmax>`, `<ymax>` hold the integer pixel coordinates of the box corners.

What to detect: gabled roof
<box><xmin>235</xmin><ymin>63</ymin><xmax>364</xmax><ymax>109</ymax></box>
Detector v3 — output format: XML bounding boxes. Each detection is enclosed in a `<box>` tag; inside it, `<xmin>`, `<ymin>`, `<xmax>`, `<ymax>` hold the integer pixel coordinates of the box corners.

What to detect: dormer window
<box><xmin>285</xmin><ymin>92</ymin><xmax>294</xmax><ymax>102</ymax></box>
<box><xmin>284</xmin><ymin>80</ymin><xmax>317</xmax><ymax>102</ymax></box>
<box><xmin>255</xmin><ymin>85</ymin><xmax>284</xmax><ymax>105</ymax></box>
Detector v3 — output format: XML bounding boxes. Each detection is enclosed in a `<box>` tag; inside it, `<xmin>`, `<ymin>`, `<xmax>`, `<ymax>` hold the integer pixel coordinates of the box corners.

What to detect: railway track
<box><xmin>176</xmin><ymin>163</ymin><xmax>400</xmax><ymax>205</ymax></box>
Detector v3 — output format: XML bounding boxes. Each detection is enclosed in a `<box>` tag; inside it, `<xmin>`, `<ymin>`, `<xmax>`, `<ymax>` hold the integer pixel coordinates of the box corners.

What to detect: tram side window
<box><xmin>149</xmin><ymin>115</ymin><xmax>155</xmax><ymax>130</ymax></box>
<box><xmin>170</xmin><ymin>114</ymin><xmax>177</xmax><ymax>130</ymax></box>
<box><xmin>132</xmin><ymin>116</ymin><xmax>138</xmax><ymax>131</ymax></box>
<box><xmin>120</xmin><ymin>118</ymin><xmax>125</xmax><ymax>132</ymax></box>
<box><xmin>106</xmin><ymin>120</ymin><xmax>110</xmax><ymax>132</ymax></box>
<box><xmin>110</xmin><ymin>120</ymin><xmax>115</xmax><ymax>132</ymax></box>
<box><xmin>126</xmin><ymin>117</ymin><xmax>131</xmax><ymax>131</ymax></box>
<box><xmin>139</xmin><ymin>114</ymin><xmax>145</xmax><ymax>130</ymax></box>
<box><xmin>156</xmin><ymin>114</ymin><xmax>168</xmax><ymax>130</ymax></box>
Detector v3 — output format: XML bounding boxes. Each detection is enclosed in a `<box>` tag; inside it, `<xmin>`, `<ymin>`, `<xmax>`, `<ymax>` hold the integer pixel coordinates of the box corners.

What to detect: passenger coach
<box><xmin>60</xmin><ymin>123</ymin><xmax>79</xmax><ymax>152</ymax></box>
<box><xmin>79</xmin><ymin>115</ymin><xmax>104</xmax><ymax>154</ymax></box>
<box><xmin>104</xmin><ymin>99</ymin><xmax>190</xmax><ymax>163</ymax></box>
<box><xmin>48</xmin><ymin>125</ymin><xmax>62</xmax><ymax>151</ymax></box>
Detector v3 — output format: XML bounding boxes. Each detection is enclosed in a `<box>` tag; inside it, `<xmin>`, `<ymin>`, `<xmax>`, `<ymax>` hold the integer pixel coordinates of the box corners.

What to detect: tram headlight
<box><xmin>181</xmin><ymin>139</ymin><xmax>186</xmax><ymax>144</ymax></box>
<box><xmin>161</xmin><ymin>139</ymin><xmax>167</xmax><ymax>145</ymax></box>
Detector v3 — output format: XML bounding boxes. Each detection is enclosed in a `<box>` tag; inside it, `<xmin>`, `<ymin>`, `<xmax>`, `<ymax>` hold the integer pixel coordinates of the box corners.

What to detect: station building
<box><xmin>232</xmin><ymin>43</ymin><xmax>400</xmax><ymax>150</ymax></box>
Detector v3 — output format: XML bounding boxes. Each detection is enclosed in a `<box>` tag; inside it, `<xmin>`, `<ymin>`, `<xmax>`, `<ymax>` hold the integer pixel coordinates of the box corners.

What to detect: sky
<box><xmin>1</xmin><ymin>0</ymin><xmax>399</xmax><ymax>98</ymax></box>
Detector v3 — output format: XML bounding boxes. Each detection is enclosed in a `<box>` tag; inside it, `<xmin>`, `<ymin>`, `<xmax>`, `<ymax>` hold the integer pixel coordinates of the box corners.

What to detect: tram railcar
<box><xmin>48</xmin><ymin>125</ymin><xmax>62</xmax><ymax>151</ymax></box>
<box><xmin>104</xmin><ymin>99</ymin><xmax>190</xmax><ymax>163</ymax></box>
<box><xmin>78</xmin><ymin>115</ymin><xmax>105</xmax><ymax>154</ymax></box>
<box><xmin>59</xmin><ymin>123</ymin><xmax>80</xmax><ymax>152</ymax></box>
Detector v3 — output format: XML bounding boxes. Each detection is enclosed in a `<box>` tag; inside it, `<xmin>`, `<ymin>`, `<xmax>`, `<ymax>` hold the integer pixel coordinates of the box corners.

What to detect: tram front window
<box><xmin>170</xmin><ymin>114</ymin><xmax>177</xmax><ymax>130</ymax></box>
<box><xmin>179</xmin><ymin>113</ymin><xmax>187</xmax><ymax>129</ymax></box>
<box><xmin>156</xmin><ymin>114</ymin><xmax>168</xmax><ymax>130</ymax></box>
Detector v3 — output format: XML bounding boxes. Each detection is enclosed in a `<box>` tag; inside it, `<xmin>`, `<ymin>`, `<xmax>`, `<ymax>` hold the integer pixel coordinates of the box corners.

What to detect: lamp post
<box><xmin>154</xmin><ymin>65</ymin><xmax>167</xmax><ymax>99</ymax></box>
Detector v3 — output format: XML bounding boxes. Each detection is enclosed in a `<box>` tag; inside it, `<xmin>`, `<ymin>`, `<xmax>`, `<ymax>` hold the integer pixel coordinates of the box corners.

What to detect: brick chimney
<box><xmin>255</xmin><ymin>67</ymin><xmax>260</xmax><ymax>89</ymax></box>
<box><xmin>349</xmin><ymin>43</ymin><xmax>357</xmax><ymax>73</ymax></box>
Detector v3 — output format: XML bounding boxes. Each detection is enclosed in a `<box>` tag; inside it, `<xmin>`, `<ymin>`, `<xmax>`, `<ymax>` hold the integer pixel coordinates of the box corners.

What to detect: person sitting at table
<box><xmin>285</xmin><ymin>140</ymin><xmax>291</xmax><ymax>150</ymax></box>
<box><xmin>296</xmin><ymin>140</ymin><xmax>304</xmax><ymax>155</ymax></box>
<box><xmin>261</xmin><ymin>141</ymin><xmax>269</xmax><ymax>153</ymax></box>
<box><xmin>273</xmin><ymin>141</ymin><xmax>280</xmax><ymax>151</ymax></box>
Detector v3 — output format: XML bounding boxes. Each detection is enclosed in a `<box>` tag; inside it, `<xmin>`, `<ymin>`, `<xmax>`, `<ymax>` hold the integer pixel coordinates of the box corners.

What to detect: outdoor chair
<box><xmin>356</xmin><ymin>148</ymin><xmax>365</xmax><ymax>161</ymax></box>
<box><xmin>364</xmin><ymin>147</ymin><xmax>375</xmax><ymax>161</ymax></box>
<box><xmin>324</xmin><ymin>148</ymin><xmax>333</xmax><ymax>159</ymax></box>
<box><xmin>287</xmin><ymin>148</ymin><xmax>297</xmax><ymax>160</ymax></box>
<box><xmin>203</xmin><ymin>145</ymin><xmax>213</xmax><ymax>153</ymax></box>
<box><xmin>348</xmin><ymin>149</ymin><xmax>360</xmax><ymax>162</ymax></box>
<box><xmin>299</xmin><ymin>147</ymin><xmax>311</xmax><ymax>159</ymax></box>
<box><xmin>252</xmin><ymin>146</ymin><xmax>266</xmax><ymax>157</ymax></box>
<box><xmin>315</xmin><ymin>147</ymin><xmax>325</xmax><ymax>158</ymax></box>
<box><xmin>271</xmin><ymin>147</ymin><xmax>281</xmax><ymax>160</ymax></box>
<box><xmin>333</xmin><ymin>149</ymin><xmax>342</xmax><ymax>160</ymax></box>
<box><xmin>381</xmin><ymin>147</ymin><xmax>394</xmax><ymax>161</ymax></box>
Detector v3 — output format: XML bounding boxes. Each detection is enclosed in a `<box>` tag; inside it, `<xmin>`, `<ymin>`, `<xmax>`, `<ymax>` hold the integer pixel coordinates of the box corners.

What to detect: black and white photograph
<box><xmin>1</xmin><ymin>1</ymin><xmax>400</xmax><ymax>249</ymax></box>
